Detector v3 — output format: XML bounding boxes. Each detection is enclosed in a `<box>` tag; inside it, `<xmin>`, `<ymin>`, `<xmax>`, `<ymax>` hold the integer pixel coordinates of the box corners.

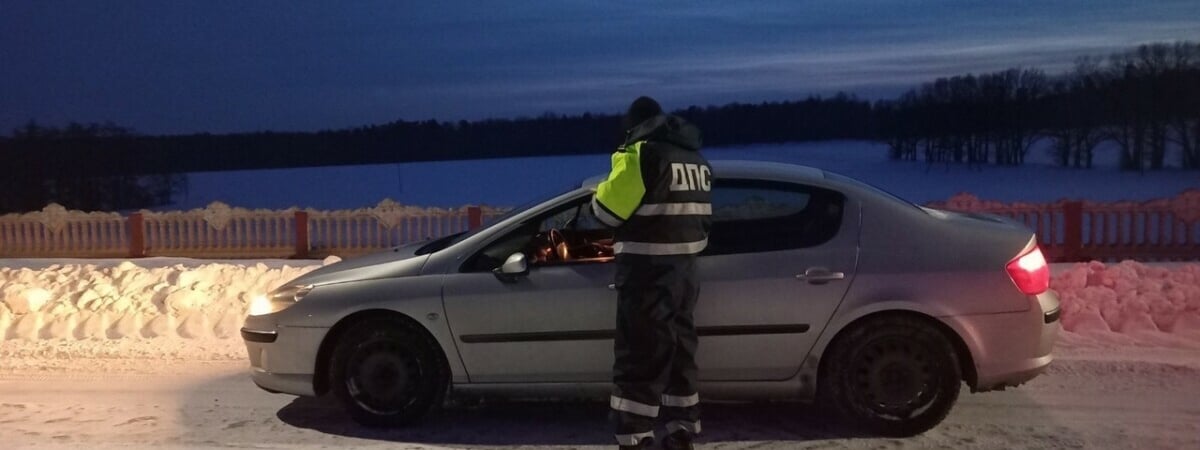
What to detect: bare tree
<box><xmin>1046</xmin><ymin>59</ymin><xmax>1107</xmax><ymax>168</ymax></box>
<box><xmin>1163</xmin><ymin>42</ymin><xmax>1200</xmax><ymax>169</ymax></box>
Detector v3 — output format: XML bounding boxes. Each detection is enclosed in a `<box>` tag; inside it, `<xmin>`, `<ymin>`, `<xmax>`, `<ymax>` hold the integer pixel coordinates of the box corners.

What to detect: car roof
<box><xmin>581</xmin><ymin>159</ymin><xmax>826</xmax><ymax>189</ymax></box>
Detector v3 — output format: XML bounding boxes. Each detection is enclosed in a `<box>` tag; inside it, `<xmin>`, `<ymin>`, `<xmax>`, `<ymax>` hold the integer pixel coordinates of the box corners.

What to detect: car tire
<box><xmin>818</xmin><ymin>315</ymin><xmax>962</xmax><ymax>437</ymax></box>
<box><xmin>329</xmin><ymin>318</ymin><xmax>448</xmax><ymax>427</ymax></box>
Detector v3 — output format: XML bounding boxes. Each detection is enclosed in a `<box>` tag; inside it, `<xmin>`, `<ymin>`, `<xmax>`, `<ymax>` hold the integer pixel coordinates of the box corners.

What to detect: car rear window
<box><xmin>705</xmin><ymin>179</ymin><xmax>844</xmax><ymax>255</ymax></box>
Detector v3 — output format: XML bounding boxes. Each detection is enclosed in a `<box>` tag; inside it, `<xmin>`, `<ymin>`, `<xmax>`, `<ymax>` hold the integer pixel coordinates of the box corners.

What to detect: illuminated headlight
<box><xmin>249</xmin><ymin>285</ymin><xmax>313</xmax><ymax>316</ymax></box>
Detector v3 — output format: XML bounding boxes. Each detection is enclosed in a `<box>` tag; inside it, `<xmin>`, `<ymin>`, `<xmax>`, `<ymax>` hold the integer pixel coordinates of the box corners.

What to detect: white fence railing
<box><xmin>0</xmin><ymin>204</ymin><xmax>128</xmax><ymax>257</ymax></box>
<box><xmin>4</xmin><ymin>190</ymin><xmax>1197</xmax><ymax>261</ymax></box>
<box><xmin>0</xmin><ymin>200</ymin><xmax>508</xmax><ymax>259</ymax></box>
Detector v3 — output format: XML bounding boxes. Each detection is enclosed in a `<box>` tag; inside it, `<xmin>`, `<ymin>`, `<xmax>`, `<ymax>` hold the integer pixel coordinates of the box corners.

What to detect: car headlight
<box><xmin>249</xmin><ymin>285</ymin><xmax>313</xmax><ymax>316</ymax></box>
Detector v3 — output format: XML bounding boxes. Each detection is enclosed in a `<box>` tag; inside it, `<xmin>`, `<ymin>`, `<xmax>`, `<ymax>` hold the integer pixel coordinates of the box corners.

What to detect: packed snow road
<box><xmin>2</xmin><ymin>346</ymin><xmax>1197</xmax><ymax>450</ymax></box>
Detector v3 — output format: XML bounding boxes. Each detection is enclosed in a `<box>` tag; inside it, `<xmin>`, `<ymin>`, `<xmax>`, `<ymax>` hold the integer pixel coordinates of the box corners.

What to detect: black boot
<box><xmin>662</xmin><ymin>430</ymin><xmax>693</xmax><ymax>450</ymax></box>
<box><xmin>619</xmin><ymin>436</ymin><xmax>654</xmax><ymax>449</ymax></box>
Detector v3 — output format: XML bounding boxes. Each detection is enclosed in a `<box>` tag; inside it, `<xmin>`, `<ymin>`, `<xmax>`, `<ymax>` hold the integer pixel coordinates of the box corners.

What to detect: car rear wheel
<box><xmin>329</xmin><ymin>318</ymin><xmax>447</xmax><ymax>427</ymax></box>
<box><xmin>819</xmin><ymin>315</ymin><xmax>962</xmax><ymax>437</ymax></box>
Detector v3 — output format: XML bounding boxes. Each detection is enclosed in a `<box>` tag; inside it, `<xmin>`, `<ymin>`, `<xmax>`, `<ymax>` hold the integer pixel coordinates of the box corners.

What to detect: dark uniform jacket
<box><xmin>591</xmin><ymin>114</ymin><xmax>713</xmax><ymax>255</ymax></box>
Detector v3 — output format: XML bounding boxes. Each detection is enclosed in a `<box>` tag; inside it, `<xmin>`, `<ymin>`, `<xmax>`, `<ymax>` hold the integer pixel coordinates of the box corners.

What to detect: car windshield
<box><xmin>415</xmin><ymin>181</ymin><xmax>584</xmax><ymax>254</ymax></box>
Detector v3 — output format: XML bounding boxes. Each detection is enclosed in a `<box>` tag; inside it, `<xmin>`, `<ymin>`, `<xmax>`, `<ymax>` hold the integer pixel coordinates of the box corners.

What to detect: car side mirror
<box><xmin>493</xmin><ymin>252</ymin><xmax>529</xmax><ymax>282</ymax></box>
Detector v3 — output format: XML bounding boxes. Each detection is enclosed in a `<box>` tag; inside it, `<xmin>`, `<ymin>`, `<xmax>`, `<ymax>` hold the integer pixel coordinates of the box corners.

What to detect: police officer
<box><xmin>592</xmin><ymin>97</ymin><xmax>712</xmax><ymax>450</ymax></box>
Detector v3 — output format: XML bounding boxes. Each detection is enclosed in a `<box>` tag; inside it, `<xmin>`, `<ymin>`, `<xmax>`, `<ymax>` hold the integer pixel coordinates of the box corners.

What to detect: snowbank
<box><xmin>1052</xmin><ymin>261</ymin><xmax>1200</xmax><ymax>350</ymax></box>
<box><xmin>2</xmin><ymin>258</ymin><xmax>1198</xmax><ymax>369</ymax></box>
<box><xmin>1</xmin><ymin>258</ymin><xmax>323</xmax><ymax>369</ymax></box>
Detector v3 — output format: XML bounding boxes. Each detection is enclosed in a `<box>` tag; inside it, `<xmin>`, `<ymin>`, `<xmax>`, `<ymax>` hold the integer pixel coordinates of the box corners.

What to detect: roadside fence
<box><xmin>2</xmin><ymin>190</ymin><xmax>1197</xmax><ymax>261</ymax></box>
<box><xmin>0</xmin><ymin>200</ymin><xmax>508</xmax><ymax>259</ymax></box>
<box><xmin>926</xmin><ymin>189</ymin><xmax>1200</xmax><ymax>262</ymax></box>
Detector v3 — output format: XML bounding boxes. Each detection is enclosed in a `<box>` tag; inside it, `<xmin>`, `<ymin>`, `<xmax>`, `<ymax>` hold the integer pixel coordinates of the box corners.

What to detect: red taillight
<box><xmin>1006</xmin><ymin>246</ymin><xmax>1049</xmax><ymax>295</ymax></box>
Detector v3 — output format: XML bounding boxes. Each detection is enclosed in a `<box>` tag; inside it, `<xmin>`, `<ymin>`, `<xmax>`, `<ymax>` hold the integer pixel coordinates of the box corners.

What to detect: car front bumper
<box><xmin>944</xmin><ymin>289</ymin><xmax>1061</xmax><ymax>392</ymax></box>
<box><xmin>241</xmin><ymin>323</ymin><xmax>328</xmax><ymax>397</ymax></box>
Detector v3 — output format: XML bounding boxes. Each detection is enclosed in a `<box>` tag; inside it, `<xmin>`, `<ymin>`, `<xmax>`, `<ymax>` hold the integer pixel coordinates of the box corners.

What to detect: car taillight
<box><xmin>1006</xmin><ymin>246</ymin><xmax>1049</xmax><ymax>296</ymax></box>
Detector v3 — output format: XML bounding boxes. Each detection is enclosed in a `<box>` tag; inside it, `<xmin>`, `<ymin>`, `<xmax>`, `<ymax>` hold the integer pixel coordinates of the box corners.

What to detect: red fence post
<box><xmin>128</xmin><ymin>212</ymin><xmax>146</xmax><ymax>258</ymax></box>
<box><xmin>1062</xmin><ymin>201</ymin><xmax>1083</xmax><ymax>262</ymax></box>
<box><xmin>294</xmin><ymin>211</ymin><xmax>310</xmax><ymax>259</ymax></box>
<box><xmin>468</xmin><ymin>206</ymin><xmax>483</xmax><ymax>230</ymax></box>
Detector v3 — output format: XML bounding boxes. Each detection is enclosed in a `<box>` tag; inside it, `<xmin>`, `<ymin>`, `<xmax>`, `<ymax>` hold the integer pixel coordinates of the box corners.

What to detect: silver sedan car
<box><xmin>241</xmin><ymin>160</ymin><xmax>1059</xmax><ymax>436</ymax></box>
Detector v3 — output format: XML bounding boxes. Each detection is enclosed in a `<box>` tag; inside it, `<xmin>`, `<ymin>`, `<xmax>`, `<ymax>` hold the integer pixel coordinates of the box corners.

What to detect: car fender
<box><xmin>804</xmin><ymin>300</ymin><xmax>980</xmax><ymax>382</ymax></box>
<box><xmin>275</xmin><ymin>275</ymin><xmax>471</xmax><ymax>385</ymax></box>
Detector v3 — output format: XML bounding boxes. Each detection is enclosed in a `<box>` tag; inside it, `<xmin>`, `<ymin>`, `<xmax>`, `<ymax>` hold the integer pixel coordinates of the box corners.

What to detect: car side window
<box><xmin>704</xmin><ymin>179</ymin><xmax>845</xmax><ymax>256</ymax></box>
<box><xmin>462</xmin><ymin>196</ymin><xmax>614</xmax><ymax>272</ymax></box>
<box><xmin>536</xmin><ymin>202</ymin><xmax>604</xmax><ymax>233</ymax></box>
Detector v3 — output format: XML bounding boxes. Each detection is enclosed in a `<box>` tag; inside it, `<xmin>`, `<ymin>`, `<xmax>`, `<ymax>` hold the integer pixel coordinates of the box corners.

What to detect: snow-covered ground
<box><xmin>1</xmin><ymin>352</ymin><xmax>1197</xmax><ymax>450</ymax></box>
<box><xmin>172</xmin><ymin>140</ymin><xmax>1200</xmax><ymax>211</ymax></box>
<box><xmin>2</xmin><ymin>257</ymin><xmax>1199</xmax><ymax>448</ymax></box>
<box><xmin>0</xmin><ymin>258</ymin><xmax>325</xmax><ymax>371</ymax></box>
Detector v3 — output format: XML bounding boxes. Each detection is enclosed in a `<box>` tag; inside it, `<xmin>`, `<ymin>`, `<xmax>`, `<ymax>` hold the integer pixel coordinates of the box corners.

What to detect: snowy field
<box><xmin>172</xmin><ymin>140</ymin><xmax>1200</xmax><ymax>211</ymax></box>
<box><xmin>2</xmin><ymin>257</ymin><xmax>1199</xmax><ymax>449</ymax></box>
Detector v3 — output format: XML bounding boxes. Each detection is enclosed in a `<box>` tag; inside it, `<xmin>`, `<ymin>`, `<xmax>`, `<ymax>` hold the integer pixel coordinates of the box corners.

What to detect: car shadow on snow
<box><xmin>275</xmin><ymin>395</ymin><xmax>871</xmax><ymax>446</ymax></box>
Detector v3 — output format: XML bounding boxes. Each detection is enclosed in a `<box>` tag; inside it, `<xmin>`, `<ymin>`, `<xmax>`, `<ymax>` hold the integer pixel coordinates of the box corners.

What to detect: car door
<box><xmin>441</xmin><ymin>196</ymin><xmax>619</xmax><ymax>383</ymax></box>
<box><xmin>442</xmin><ymin>179</ymin><xmax>858</xmax><ymax>383</ymax></box>
<box><xmin>692</xmin><ymin>179</ymin><xmax>859</xmax><ymax>381</ymax></box>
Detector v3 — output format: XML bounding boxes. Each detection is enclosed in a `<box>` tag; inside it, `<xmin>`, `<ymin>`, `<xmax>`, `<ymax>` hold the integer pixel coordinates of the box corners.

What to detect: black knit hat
<box><xmin>623</xmin><ymin>96</ymin><xmax>663</xmax><ymax>129</ymax></box>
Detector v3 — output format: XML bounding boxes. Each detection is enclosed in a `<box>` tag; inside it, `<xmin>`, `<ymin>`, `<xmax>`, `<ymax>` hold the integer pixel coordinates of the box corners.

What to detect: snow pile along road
<box><xmin>0</xmin><ymin>258</ymin><xmax>324</xmax><ymax>370</ymax></box>
<box><xmin>1054</xmin><ymin>261</ymin><xmax>1200</xmax><ymax>345</ymax></box>
<box><xmin>2</xmin><ymin>258</ymin><xmax>1199</xmax><ymax>371</ymax></box>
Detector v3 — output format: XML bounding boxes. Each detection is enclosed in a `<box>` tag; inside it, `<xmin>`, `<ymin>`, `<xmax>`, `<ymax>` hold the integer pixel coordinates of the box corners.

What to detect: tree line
<box><xmin>1</xmin><ymin>122</ymin><xmax>186</xmax><ymax>214</ymax></box>
<box><xmin>0</xmin><ymin>96</ymin><xmax>871</xmax><ymax>213</ymax></box>
<box><xmin>2</xmin><ymin>40</ymin><xmax>1196</xmax><ymax>214</ymax></box>
<box><xmin>876</xmin><ymin>41</ymin><xmax>1200</xmax><ymax>171</ymax></box>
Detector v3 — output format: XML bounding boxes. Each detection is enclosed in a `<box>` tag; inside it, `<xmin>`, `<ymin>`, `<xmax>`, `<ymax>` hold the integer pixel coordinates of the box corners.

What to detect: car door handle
<box><xmin>795</xmin><ymin>268</ymin><xmax>845</xmax><ymax>285</ymax></box>
<box><xmin>608</xmin><ymin>284</ymin><xmax>616</xmax><ymax>290</ymax></box>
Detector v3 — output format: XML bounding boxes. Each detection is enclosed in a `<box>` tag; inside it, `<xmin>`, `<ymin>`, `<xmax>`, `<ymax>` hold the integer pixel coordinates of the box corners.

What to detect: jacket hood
<box><xmin>624</xmin><ymin>114</ymin><xmax>702</xmax><ymax>151</ymax></box>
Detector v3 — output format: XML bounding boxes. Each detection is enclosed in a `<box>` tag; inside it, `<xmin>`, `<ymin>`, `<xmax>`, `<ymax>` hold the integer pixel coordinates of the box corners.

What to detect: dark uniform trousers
<box><xmin>611</xmin><ymin>252</ymin><xmax>702</xmax><ymax>442</ymax></box>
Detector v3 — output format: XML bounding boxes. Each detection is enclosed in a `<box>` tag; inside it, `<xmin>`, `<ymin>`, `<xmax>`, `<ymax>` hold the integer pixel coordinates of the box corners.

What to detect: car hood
<box><xmin>287</xmin><ymin>242</ymin><xmax>431</xmax><ymax>286</ymax></box>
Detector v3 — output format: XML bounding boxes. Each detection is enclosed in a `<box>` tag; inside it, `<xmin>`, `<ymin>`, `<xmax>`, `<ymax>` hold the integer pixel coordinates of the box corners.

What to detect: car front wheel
<box><xmin>329</xmin><ymin>318</ymin><xmax>447</xmax><ymax>427</ymax></box>
<box><xmin>819</xmin><ymin>315</ymin><xmax>962</xmax><ymax>437</ymax></box>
